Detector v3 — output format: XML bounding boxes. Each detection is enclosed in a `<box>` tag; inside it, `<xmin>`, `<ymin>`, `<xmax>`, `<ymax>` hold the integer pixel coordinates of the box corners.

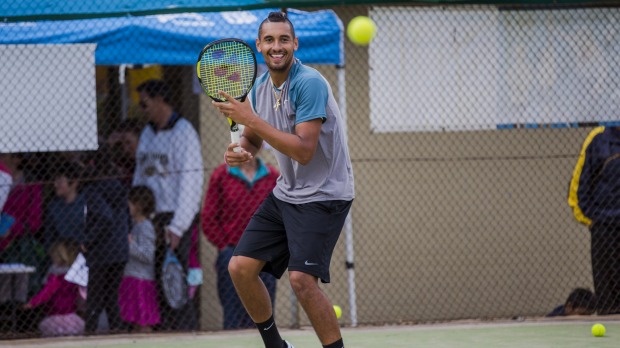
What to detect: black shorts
<box><xmin>233</xmin><ymin>193</ymin><xmax>352</xmax><ymax>283</ymax></box>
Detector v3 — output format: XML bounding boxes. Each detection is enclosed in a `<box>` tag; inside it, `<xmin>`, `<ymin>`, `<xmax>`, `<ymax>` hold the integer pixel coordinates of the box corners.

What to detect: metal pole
<box><xmin>337</xmin><ymin>65</ymin><xmax>357</xmax><ymax>327</ymax></box>
<box><xmin>119</xmin><ymin>64</ymin><xmax>128</xmax><ymax>121</ymax></box>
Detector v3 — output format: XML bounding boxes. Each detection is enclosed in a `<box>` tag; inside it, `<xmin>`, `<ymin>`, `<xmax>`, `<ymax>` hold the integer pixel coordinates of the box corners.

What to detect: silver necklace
<box><xmin>271</xmin><ymin>78</ymin><xmax>286</xmax><ymax>111</ymax></box>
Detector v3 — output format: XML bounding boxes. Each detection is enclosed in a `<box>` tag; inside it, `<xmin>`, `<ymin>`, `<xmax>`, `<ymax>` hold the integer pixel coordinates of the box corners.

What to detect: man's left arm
<box><xmin>168</xmin><ymin>126</ymin><xmax>204</xmax><ymax>248</ymax></box>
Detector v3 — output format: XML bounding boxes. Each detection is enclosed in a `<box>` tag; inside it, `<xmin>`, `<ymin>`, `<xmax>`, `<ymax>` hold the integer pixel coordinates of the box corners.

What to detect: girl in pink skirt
<box><xmin>118</xmin><ymin>186</ymin><xmax>160</xmax><ymax>332</ymax></box>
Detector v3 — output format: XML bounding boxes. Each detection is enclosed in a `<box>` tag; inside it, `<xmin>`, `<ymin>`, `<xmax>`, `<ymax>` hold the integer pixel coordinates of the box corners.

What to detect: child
<box><xmin>547</xmin><ymin>287</ymin><xmax>596</xmax><ymax>316</ymax></box>
<box><xmin>118</xmin><ymin>185</ymin><xmax>160</xmax><ymax>332</ymax></box>
<box><xmin>23</xmin><ymin>241</ymin><xmax>84</xmax><ymax>337</ymax></box>
<box><xmin>45</xmin><ymin>161</ymin><xmax>87</xmax><ymax>250</ymax></box>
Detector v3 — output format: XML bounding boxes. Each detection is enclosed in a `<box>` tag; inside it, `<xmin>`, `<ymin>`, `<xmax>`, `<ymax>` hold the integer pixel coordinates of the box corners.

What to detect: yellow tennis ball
<box><xmin>333</xmin><ymin>305</ymin><xmax>342</xmax><ymax>319</ymax></box>
<box><xmin>346</xmin><ymin>16</ymin><xmax>376</xmax><ymax>46</ymax></box>
<box><xmin>592</xmin><ymin>323</ymin><xmax>606</xmax><ymax>337</ymax></box>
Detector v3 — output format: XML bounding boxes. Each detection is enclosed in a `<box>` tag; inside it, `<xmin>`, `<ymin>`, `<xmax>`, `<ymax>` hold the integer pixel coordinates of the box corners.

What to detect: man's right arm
<box><xmin>217</xmin><ymin>91</ymin><xmax>321</xmax><ymax>166</ymax></box>
<box><xmin>243</xmin><ymin>116</ymin><xmax>322</xmax><ymax>165</ymax></box>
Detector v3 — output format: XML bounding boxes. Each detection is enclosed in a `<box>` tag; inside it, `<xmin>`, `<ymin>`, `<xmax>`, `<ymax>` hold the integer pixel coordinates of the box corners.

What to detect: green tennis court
<box><xmin>6</xmin><ymin>319</ymin><xmax>619</xmax><ymax>348</ymax></box>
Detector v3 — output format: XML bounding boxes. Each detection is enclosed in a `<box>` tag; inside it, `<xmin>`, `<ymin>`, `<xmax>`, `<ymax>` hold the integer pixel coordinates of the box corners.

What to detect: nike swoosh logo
<box><xmin>304</xmin><ymin>260</ymin><xmax>319</xmax><ymax>266</ymax></box>
<box><xmin>263</xmin><ymin>322</ymin><xmax>275</xmax><ymax>331</ymax></box>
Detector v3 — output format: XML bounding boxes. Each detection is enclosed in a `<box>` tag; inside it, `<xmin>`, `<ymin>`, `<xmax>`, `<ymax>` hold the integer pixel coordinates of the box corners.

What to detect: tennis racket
<box><xmin>196</xmin><ymin>38</ymin><xmax>257</xmax><ymax>152</ymax></box>
<box><xmin>162</xmin><ymin>247</ymin><xmax>188</xmax><ymax>309</ymax></box>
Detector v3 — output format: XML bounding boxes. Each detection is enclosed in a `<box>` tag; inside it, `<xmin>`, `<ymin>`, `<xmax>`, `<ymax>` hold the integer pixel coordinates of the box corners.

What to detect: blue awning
<box><xmin>0</xmin><ymin>8</ymin><xmax>343</xmax><ymax>65</ymax></box>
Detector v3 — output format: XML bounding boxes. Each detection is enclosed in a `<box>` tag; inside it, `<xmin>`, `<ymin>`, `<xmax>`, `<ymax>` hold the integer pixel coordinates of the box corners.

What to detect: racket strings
<box><xmin>199</xmin><ymin>41</ymin><xmax>256</xmax><ymax>101</ymax></box>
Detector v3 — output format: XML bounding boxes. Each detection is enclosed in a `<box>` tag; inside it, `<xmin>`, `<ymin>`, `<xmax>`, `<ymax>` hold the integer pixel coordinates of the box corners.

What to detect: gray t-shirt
<box><xmin>250</xmin><ymin>59</ymin><xmax>354</xmax><ymax>204</ymax></box>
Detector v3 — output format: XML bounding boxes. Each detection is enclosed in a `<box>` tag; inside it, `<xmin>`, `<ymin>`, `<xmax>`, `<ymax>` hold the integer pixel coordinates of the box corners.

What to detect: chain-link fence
<box><xmin>1</xmin><ymin>2</ymin><xmax>619</xmax><ymax>340</ymax></box>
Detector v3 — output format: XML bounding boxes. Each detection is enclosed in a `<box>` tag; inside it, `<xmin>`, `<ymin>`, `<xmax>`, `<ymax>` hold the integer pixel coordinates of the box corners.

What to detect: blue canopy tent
<box><xmin>1</xmin><ymin>0</ymin><xmax>339</xmax><ymax>21</ymax></box>
<box><xmin>0</xmin><ymin>8</ymin><xmax>343</xmax><ymax>66</ymax></box>
<box><xmin>0</xmin><ymin>7</ymin><xmax>346</xmax><ymax>144</ymax></box>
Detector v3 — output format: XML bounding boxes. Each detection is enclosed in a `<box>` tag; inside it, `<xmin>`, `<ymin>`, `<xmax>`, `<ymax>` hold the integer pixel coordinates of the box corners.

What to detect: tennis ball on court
<box><xmin>333</xmin><ymin>305</ymin><xmax>342</xmax><ymax>319</ymax></box>
<box><xmin>346</xmin><ymin>16</ymin><xmax>376</xmax><ymax>46</ymax></box>
<box><xmin>592</xmin><ymin>323</ymin><xmax>606</xmax><ymax>337</ymax></box>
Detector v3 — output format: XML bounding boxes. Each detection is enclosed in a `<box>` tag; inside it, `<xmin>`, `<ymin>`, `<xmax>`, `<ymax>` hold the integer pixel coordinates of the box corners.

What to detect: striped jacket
<box><xmin>568</xmin><ymin>126</ymin><xmax>620</xmax><ymax>226</ymax></box>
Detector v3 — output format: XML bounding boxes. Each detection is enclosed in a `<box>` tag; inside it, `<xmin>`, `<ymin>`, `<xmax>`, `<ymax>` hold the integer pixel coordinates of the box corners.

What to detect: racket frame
<box><xmin>196</xmin><ymin>38</ymin><xmax>257</xmax><ymax>152</ymax></box>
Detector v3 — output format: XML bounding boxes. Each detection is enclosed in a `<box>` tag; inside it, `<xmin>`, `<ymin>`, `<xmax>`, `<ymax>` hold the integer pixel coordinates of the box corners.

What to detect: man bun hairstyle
<box><xmin>258</xmin><ymin>11</ymin><xmax>296</xmax><ymax>39</ymax></box>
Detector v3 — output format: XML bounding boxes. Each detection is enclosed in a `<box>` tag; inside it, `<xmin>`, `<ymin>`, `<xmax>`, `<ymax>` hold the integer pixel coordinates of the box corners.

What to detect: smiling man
<box><xmin>211</xmin><ymin>11</ymin><xmax>354</xmax><ymax>348</ymax></box>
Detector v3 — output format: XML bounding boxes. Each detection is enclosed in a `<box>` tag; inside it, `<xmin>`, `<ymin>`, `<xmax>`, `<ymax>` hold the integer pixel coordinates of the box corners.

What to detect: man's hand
<box><xmin>166</xmin><ymin>229</ymin><xmax>181</xmax><ymax>250</ymax></box>
<box><xmin>224</xmin><ymin>143</ymin><xmax>253</xmax><ymax>167</ymax></box>
<box><xmin>211</xmin><ymin>91</ymin><xmax>254</xmax><ymax>126</ymax></box>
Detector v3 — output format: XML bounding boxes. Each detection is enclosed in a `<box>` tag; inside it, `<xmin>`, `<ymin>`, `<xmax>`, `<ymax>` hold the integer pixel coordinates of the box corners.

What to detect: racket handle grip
<box><xmin>229</xmin><ymin>120</ymin><xmax>242</xmax><ymax>153</ymax></box>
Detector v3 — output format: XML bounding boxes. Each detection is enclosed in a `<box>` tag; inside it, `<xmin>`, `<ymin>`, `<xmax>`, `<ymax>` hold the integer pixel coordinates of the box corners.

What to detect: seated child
<box><xmin>547</xmin><ymin>287</ymin><xmax>596</xmax><ymax>317</ymax></box>
<box><xmin>23</xmin><ymin>241</ymin><xmax>84</xmax><ymax>337</ymax></box>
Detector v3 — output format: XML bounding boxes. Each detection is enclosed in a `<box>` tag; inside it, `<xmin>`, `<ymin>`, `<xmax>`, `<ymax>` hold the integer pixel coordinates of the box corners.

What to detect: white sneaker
<box><xmin>284</xmin><ymin>340</ymin><xmax>295</xmax><ymax>348</ymax></box>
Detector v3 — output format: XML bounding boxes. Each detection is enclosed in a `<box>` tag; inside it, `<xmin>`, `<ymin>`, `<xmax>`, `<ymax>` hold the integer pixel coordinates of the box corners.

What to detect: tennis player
<box><xmin>212</xmin><ymin>11</ymin><xmax>354</xmax><ymax>348</ymax></box>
